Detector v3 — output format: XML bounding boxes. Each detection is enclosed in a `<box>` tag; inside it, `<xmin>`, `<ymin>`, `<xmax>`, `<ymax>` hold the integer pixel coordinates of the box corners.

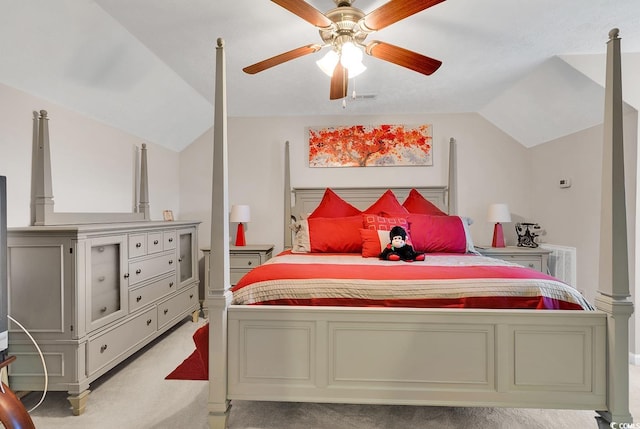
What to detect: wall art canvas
<box><xmin>308</xmin><ymin>124</ymin><xmax>433</xmax><ymax>167</ymax></box>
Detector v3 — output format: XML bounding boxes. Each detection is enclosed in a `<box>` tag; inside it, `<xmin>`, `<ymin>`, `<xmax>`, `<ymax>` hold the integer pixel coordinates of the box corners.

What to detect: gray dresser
<box><xmin>6</xmin><ymin>221</ymin><xmax>199</xmax><ymax>415</ymax></box>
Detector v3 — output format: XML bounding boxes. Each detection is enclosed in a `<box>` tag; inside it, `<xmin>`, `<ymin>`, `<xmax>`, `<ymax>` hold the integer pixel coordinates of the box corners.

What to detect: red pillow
<box><xmin>402</xmin><ymin>188</ymin><xmax>447</xmax><ymax>216</ymax></box>
<box><xmin>364</xmin><ymin>189</ymin><xmax>409</xmax><ymax>216</ymax></box>
<box><xmin>361</xmin><ymin>229</ymin><xmax>391</xmax><ymax>258</ymax></box>
<box><xmin>292</xmin><ymin>215</ymin><xmax>363</xmax><ymax>253</ymax></box>
<box><xmin>308</xmin><ymin>188</ymin><xmax>361</xmax><ymax>218</ymax></box>
<box><xmin>408</xmin><ymin>214</ymin><xmax>467</xmax><ymax>253</ymax></box>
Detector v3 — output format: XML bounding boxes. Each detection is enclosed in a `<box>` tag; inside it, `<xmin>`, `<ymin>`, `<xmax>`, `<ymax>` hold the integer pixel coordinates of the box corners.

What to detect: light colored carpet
<box><xmin>20</xmin><ymin>317</ymin><xmax>640</xmax><ymax>429</ymax></box>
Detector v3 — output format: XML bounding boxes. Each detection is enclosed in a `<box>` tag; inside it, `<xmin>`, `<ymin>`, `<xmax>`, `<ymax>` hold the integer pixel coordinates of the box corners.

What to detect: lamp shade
<box><xmin>316</xmin><ymin>50</ymin><xmax>339</xmax><ymax>77</ymax></box>
<box><xmin>230</xmin><ymin>205</ymin><xmax>251</xmax><ymax>223</ymax></box>
<box><xmin>487</xmin><ymin>203</ymin><xmax>511</xmax><ymax>223</ymax></box>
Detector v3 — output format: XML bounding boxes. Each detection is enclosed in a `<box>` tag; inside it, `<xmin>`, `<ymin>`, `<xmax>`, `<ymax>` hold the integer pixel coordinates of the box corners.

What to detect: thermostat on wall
<box><xmin>559</xmin><ymin>178</ymin><xmax>572</xmax><ymax>188</ymax></box>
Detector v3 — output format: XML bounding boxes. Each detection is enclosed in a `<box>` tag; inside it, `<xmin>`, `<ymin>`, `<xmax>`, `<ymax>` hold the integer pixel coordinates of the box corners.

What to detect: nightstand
<box><xmin>476</xmin><ymin>246</ymin><xmax>551</xmax><ymax>274</ymax></box>
<box><xmin>202</xmin><ymin>244</ymin><xmax>274</xmax><ymax>288</ymax></box>
<box><xmin>229</xmin><ymin>244</ymin><xmax>274</xmax><ymax>285</ymax></box>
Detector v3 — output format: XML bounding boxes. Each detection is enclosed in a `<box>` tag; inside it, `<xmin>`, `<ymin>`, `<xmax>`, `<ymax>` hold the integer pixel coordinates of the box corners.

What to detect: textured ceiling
<box><xmin>1</xmin><ymin>0</ymin><xmax>639</xmax><ymax>151</ymax></box>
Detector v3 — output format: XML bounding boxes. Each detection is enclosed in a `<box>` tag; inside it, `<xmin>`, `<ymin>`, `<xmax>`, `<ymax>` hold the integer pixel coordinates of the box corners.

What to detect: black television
<box><xmin>0</xmin><ymin>176</ymin><xmax>8</xmax><ymax>362</ymax></box>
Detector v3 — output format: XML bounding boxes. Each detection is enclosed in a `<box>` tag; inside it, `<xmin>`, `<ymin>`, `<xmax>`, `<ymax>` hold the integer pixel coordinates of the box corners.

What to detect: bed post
<box><xmin>447</xmin><ymin>137</ymin><xmax>457</xmax><ymax>215</ymax></box>
<box><xmin>31</xmin><ymin>110</ymin><xmax>54</xmax><ymax>226</ymax></box>
<box><xmin>138</xmin><ymin>143</ymin><xmax>150</xmax><ymax>219</ymax></box>
<box><xmin>284</xmin><ymin>141</ymin><xmax>292</xmax><ymax>249</ymax></box>
<box><xmin>208</xmin><ymin>37</ymin><xmax>232</xmax><ymax>429</ymax></box>
<box><xmin>594</xmin><ymin>28</ymin><xmax>634</xmax><ymax>425</ymax></box>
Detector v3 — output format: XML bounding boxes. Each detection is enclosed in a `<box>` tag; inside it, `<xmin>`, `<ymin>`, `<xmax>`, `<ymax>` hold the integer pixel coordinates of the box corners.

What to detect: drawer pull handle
<box><xmin>136</xmin><ymin>242</ymin><xmax>142</xmax><ymax>248</ymax></box>
<box><xmin>136</xmin><ymin>268</ymin><xmax>142</xmax><ymax>275</ymax></box>
<box><xmin>528</xmin><ymin>263</ymin><xmax>535</xmax><ymax>268</ymax></box>
<box><xmin>169</xmin><ymin>282</ymin><xmax>174</xmax><ymax>288</ymax></box>
<box><xmin>100</xmin><ymin>345</ymin><xmax>108</xmax><ymax>353</ymax></box>
<box><xmin>97</xmin><ymin>275</ymin><xmax>105</xmax><ymax>282</ymax></box>
<box><xmin>97</xmin><ymin>246</ymin><xmax>105</xmax><ymax>253</ymax></box>
<box><xmin>190</xmin><ymin>294</ymin><xmax>194</xmax><ymax>299</ymax></box>
<box><xmin>154</xmin><ymin>240</ymin><xmax>159</xmax><ymax>245</ymax></box>
<box><xmin>169</xmin><ymin>260</ymin><xmax>174</xmax><ymax>265</ymax></box>
<box><xmin>124</xmin><ymin>273</ymin><xmax>130</xmax><ymax>279</ymax></box>
<box><xmin>147</xmin><ymin>319</ymin><xmax>152</xmax><ymax>326</ymax></box>
<box><xmin>136</xmin><ymin>296</ymin><xmax>142</xmax><ymax>302</ymax></box>
<box><xmin>168</xmin><ymin>238</ymin><xmax>173</xmax><ymax>242</ymax></box>
<box><xmin>100</xmin><ymin>306</ymin><xmax>107</xmax><ymax>313</ymax></box>
<box><xmin>178</xmin><ymin>258</ymin><xmax>183</xmax><ymax>262</ymax></box>
<box><xmin>247</xmin><ymin>261</ymin><xmax>252</xmax><ymax>266</ymax></box>
<box><xmin>164</xmin><ymin>309</ymin><xmax>169</xmax><ymax>315</ymax></box>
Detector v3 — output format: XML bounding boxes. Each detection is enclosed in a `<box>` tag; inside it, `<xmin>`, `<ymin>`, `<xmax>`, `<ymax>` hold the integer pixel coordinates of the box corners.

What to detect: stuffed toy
<box><xmin>379</xmin><ymin>226</ymin><xmax>425</xmax><ymax>262</ymax></box>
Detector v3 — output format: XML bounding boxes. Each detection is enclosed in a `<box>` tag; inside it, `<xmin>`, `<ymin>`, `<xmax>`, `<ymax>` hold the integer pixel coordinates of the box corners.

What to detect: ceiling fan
<box><xmin>243</xmin><ymin>0</ymin><xmax>445</xmax><ymax>100</ymax></box>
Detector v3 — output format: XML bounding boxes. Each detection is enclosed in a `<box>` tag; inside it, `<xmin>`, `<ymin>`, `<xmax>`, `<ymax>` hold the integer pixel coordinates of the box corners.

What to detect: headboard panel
<box><xmin>291</xmin><ymin>187</ymin><xmax>448</xmax><ymax>220</ymax></box>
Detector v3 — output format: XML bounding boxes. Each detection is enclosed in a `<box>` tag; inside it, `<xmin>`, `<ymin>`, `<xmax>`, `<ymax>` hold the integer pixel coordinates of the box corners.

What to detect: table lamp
<box><xmin>487</xmin><ymin>203</ymin><xmax>511</xmax><ymax>248</ymax></box>
<box><xmin>230</xmin><ymin>204</ymin><xmax>251</xmax><ymax>246</ymax></box>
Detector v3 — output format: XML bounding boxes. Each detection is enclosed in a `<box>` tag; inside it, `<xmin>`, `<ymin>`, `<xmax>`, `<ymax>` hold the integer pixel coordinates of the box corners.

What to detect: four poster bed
<box><xmin>206</xmin><ymin>30</ymin><xmax>634</xmax><ymax>429</ymax></box>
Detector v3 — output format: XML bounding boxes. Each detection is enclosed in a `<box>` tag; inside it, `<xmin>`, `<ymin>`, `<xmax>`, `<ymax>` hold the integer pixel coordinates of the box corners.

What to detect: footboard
<box><xmin>227</xmin><ymin>306</ymin><xmax>606</xmax><ymax>410</ymax></box>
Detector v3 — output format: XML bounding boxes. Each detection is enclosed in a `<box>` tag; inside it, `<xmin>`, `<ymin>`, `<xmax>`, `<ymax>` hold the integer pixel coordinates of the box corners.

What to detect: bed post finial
<box><xmin>594</xmin><ymin>27</ymin><xmax>633</xmax><ymax>425</ymax></box>
<box><xmin>609</xmin><ymin>28</ymin><xmax>619</xmax><ymax>40</ymax></box>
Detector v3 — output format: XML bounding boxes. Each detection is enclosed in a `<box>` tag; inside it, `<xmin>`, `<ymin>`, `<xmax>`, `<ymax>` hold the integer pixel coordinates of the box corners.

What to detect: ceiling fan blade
<box><xmin>272</xmin><ymin>0</ymin><xmax>334</xmax><ymax>29</ymax></box>
<box><xmin>365</xmin><ymin>40</ymin><xmax>442</xmax><ymax>75</ymax></box>
<box><xmin>361</xmin><ymin>0</ymin><xmax>446</xmax><ymax>32</ymax></box>
<box><xmin>329</xmin><ymin>63</ymin><xmax>348</xmax><ymax>100</ymax></box>
<box><xmin>243</xmin><ymin>44</ymin><xmax>322</xmax><ymax>74</ymax></box>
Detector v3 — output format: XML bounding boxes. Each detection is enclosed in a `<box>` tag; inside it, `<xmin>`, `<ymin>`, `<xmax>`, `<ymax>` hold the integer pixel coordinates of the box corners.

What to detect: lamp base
<box><xmin>492</xmin><ymin>223</ymin><xmax>505</xmax><ymax>248</ymax></box>
<box><xmin>235</xmin><ymin>223</ymin><xmax>246</xmax><ymax>246</ymax></box>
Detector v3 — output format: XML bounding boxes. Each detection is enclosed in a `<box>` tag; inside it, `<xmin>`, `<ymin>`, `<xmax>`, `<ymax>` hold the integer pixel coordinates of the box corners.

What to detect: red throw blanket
<box><xmin>232</xmin><ymin>252</ymin><xmax>592</xmax><ymax>310</ymax></box>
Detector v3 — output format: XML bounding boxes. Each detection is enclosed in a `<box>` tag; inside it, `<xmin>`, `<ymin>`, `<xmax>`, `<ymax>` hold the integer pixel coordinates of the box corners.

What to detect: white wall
<box><xmin>0</xmin><ymin>83</ymin><xmax>180</xmax><ymax>227</ymax></box>
<box><xmin>180</xmin><ymin>113</ymin><xmax>532</xmax><ymax>257</ymax></box>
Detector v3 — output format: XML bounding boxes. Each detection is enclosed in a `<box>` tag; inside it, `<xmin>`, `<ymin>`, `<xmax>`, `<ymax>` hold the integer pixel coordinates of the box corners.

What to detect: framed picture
<box><xmin>163</xmin><ymin>210</ymin><xmax>174</xmax><ymax>221</ymax></box>
<box><xmin>308</xmin><ymin>124</ymin><xmax>433</xmax><ymax>167</ymax></box>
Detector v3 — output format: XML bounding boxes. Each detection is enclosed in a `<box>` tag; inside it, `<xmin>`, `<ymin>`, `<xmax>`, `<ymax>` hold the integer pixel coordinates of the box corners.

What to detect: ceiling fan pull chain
<box><xmin>352</xmin><ymin>76</ymin><xmax>357</xmax><ymax>99</ymax></box>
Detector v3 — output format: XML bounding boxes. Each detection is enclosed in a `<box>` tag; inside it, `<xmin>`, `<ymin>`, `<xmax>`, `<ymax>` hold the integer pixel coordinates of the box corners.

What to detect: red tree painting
<box><xmin>308</xmin><ymin>124</ymin><xmax>433</xmax><ymax>167</ymax></box>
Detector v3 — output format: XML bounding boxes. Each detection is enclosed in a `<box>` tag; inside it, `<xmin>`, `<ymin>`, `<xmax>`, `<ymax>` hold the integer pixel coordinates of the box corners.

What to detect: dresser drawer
<box><xmin>129</xmin><ymin>252</ymin><xmax>176</xmax><ymax>286</ymax></box>
<box><xmin>87</xmin><ymin>307</ymin><xmax>157</xmax><ymax>374</ymax></box>
<box><xmin>128</xmin><ymin>233</ymin><xmax>147</xmax><ymax>258</ymax></box>
<box><xmin>157</xmin><ymin>284</ymin><xmax>198</xmax><ymax>329</ymax></box>
<box><xmin>147</xmin><ymin>232</ymin><xmax>164</xmax><ymax>254</ymax></box>
<box><xmin>128</xmin><ymin>274</ymin><xmax>177</xmax><ymax>312</ymax></box>
<box><xmin>230</xmin><ymin>254</ymin><xmax>261</xmax><ymax>270</ymax></box>
<box><xmin>164</xmin><ymin>230</ymin><xmax>177</xmax><ymax>250</ymax></box>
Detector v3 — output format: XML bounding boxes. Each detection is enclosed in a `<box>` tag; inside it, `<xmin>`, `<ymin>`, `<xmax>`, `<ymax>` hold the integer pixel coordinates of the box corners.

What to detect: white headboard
<box><xmin>291</xmin><ymin>187</ymin><xmax>447</xmax><ymax>220</ymax></box>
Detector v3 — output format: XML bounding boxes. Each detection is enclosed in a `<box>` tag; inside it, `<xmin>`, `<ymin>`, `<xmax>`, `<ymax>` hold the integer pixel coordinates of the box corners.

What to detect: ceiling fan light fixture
<box><xmin>316</xmin><ymin>49</ymin><xmax>339</xmax><ymax>76</ymax></box>
<box><xmin>339</xmin><ymin>41</ymin><xmax>362</xmax><ymax>69</ymax></box>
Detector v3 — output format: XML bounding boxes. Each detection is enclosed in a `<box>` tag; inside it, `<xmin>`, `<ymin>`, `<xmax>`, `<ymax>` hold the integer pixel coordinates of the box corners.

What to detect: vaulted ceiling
<box><xmin>1</xmin><ymin>0</ymin><xmax>639</xmax><ymax>151</ymax></box>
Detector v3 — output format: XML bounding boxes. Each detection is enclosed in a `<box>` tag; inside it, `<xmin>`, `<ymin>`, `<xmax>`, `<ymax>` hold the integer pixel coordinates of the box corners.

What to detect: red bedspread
<box><xmin>232</xmin><ymin>252</ymin><xmax>593</xmax><ymax>310</ymax></box>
